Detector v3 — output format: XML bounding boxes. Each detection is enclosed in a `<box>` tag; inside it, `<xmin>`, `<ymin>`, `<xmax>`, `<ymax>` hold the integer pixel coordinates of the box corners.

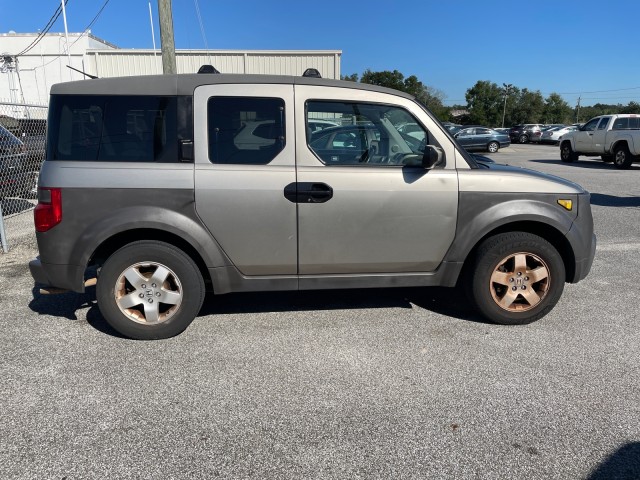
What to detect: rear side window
<box><xmin>207</xmin><ymin>97</ymin><xmax>285</xmax><ymax>164</ymax></box>
<box><xmin>613</xmin><ymin>117</ymin><xmax>640</xmax><ymax>130</ymax></box>
<box><xmin>47</xmin><ymin>95</ymin><xmax>178</xmax><ymax>162</ymax></box>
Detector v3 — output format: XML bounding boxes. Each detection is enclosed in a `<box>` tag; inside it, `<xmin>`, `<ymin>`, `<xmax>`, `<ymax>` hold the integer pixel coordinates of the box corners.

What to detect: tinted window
<box><xmin>207</xmin><ymin>97</ymin><xmax>284</xmax><ymax>165</ymax></box>
<box><xmin>597</xmin><ymin>117</ymin><xmax>610</xmax><ymax>130</ymax></box>
<box><xmin>48</xmin><ymin>95</ymin><xmax>178</xmax><ymax>162</ymax></box>
<box><xmin>582</xmin><ymin>118</ymin><xmax>600</xmax><ymax>132</ymax></box>
<box><xmin>614</xmin><ymin>117</ymin><xmax>640</xmax><ymax>129</ymax></box>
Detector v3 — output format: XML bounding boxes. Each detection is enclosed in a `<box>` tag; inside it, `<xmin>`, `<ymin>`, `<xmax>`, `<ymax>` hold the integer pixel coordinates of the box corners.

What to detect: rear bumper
<box><xmin>29</xmin><ymin>257</ymin><xmax>86</xmax><ymax>293</ymax></box>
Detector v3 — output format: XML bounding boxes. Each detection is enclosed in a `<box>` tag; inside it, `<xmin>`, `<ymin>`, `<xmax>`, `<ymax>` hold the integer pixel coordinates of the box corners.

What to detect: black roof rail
<box><xmin>198</xmin><ymin>65</ymin><xmax>221</xmax><ymax>74</ymax></box>
<box><xmin>302</xmin><ymin>68</ymin><xmax>321</xmax><ymax>78</ymax></box>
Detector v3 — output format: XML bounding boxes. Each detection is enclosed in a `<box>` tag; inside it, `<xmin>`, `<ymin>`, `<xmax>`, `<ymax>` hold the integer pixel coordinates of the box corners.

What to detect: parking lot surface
<box><xmin>1</xmin><ymin>144</ymin><xmax>639</xmax><ymax>479</ymax></box>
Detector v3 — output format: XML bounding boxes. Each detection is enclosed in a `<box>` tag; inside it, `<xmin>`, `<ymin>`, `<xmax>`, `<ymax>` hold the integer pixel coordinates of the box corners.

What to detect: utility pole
<box><xmin>501</xmin><ymin>83</ymin><xmax>513</xmax><ymax>128</ymax></box>
<box><xmin>576</xmin><ymin>96</ymin><xmax>581</xmax><ymax>123</ymax></box>
<box><xmin>157</xmin><ymin>0</ymin><xmax>176</xmax><ymax>74</ymax></box>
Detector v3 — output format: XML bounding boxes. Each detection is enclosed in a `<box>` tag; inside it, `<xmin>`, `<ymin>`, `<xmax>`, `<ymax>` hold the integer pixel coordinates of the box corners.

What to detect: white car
<box><xmin>541</xmin><ymin>125</ymin><xmax>578</xmax><ymax>145</ymax></box>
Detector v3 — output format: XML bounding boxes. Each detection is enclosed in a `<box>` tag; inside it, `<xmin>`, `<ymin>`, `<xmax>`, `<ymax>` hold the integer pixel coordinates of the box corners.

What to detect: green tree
<box><xmin>543</xmin><ymin>93</ymin><xmax>573</xmax><ymax>124</ymax></box>
<box><xmin>620</xmin><ymin>101</ymin><xmax>640</xmax><ymax>114</ymax></box>
<box><xmin>341</xmin><ymin>73</ymin><xmax>359</xmax><ymax>82</ymax></box>
<box><xmin>511</xmin><ymin>89</ymin><xmax>545</xmax><ymax>124</ymax></box>
<box><xmin>359</xmin><ymin>69</ymin><xmax>449</xmax><ymax>120</ymax></box>
<box><xmin>465</xmin><ymin>80</ymin><xmax>503</xmax><ymax>126</ymax></box>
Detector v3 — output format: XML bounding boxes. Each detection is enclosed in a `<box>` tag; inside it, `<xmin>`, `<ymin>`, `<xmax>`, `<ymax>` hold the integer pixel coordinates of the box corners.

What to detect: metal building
<box><xmin>0</xmin><ymin>31</ymin><xmax>341</xmax><ymax>106</ymax></box>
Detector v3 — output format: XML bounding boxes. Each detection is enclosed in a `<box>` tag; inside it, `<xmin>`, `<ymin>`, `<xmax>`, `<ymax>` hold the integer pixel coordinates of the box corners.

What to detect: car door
<box><xmin>293</xmin><ymin>85</ymin><xmax>459</xmax><ymax>276</ymax></box>
<box><xmin>574</xmin><ymin>117</ymin><xmax>601</xmax><ymax>153</ymax></box>
<box><xmin>193</xmin><ymin>84</ymin><xmax>297</xmax><ymax>276</ymax></box>
<box><xmin>455</xmin><ymin>128</ymin><xmax>475</xmax><ymax>149</ymax></box>
<box><xmin>591</xmin><ymin>116</ymin><xmax>611</xmax><ymax>153</ymax></box>
<box><xmin>474</xmin><ymin>127</ymin><xmax>493</xmax><ymax>149</ymax></box>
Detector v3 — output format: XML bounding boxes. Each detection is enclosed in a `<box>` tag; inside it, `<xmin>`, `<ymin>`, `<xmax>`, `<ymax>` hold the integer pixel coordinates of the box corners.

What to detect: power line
<box><xmin>15</xmin><ymin>0</ymin><xmax>70</xmax><ymax>57</ymax></box>
<box><xmin>24</xmin><ymin>1</ymin><xmax>111</xmax><ymax>71</ymax></box>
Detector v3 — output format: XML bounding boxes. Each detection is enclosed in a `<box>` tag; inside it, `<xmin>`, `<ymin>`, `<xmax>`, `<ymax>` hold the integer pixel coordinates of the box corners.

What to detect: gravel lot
<box><xmin>1</xmin><ymin>144</ymin><xmax>638</xmax><ymax>479</ymax></box>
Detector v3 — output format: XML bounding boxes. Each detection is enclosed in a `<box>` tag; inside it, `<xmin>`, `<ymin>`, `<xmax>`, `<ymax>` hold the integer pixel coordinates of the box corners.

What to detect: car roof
<box><xmin>51</xmin><ymin>73</ymin><xmax>416</xmax><ymax>101</ymax></box>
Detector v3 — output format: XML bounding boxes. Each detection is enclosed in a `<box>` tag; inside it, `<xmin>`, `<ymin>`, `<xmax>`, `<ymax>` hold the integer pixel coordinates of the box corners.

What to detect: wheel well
<box><xmin>89</xmin><ymin>229</ymin><xmax>213</xmax><ymax>290</ymax></box>
<box><xmin>611</xmin><ymin>140</ymin><xmax>629</xmax><ymax>152</ymax></box>
<box><xmin>461</xmin><ymin>221</ymin><xmax>576</xmax><ymax>283</ymax></box>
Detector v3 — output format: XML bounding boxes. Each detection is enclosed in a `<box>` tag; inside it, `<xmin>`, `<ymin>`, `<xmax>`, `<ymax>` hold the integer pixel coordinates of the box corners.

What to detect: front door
<box><xmin>575</xmin><ymin>117</ymin><xmax>601</xmax><ymax>153</ymax></box>
<box><xmin>293</xmin><ymin>86</ymin><xmax>459</xmax><ymax>275</ymax></box>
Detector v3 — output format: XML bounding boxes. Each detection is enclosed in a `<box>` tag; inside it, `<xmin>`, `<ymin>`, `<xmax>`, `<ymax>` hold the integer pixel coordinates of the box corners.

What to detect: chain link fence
<box><xmin>0</xmin><ymin>101</ymin><xmax>47</xmax><ymax>254</ymax></box>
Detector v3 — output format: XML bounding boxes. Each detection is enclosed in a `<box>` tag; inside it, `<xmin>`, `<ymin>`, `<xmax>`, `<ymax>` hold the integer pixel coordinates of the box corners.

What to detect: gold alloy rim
<box><xmin>489</xmin><ymin>252</ymin><xmax>550</xmax><ymax>312</ymax></box>
<box><xmin>114</xmin><ymin>262</ymin><xmax>183</xmax><ymax>325</ymax></box>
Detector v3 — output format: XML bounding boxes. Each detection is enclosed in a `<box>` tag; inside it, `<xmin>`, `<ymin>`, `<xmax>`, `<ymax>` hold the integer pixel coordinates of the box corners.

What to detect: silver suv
<box><xmin>30</xmin><ymin>70</ymin><xmax>596</xmax><ymax>339</ymax></box>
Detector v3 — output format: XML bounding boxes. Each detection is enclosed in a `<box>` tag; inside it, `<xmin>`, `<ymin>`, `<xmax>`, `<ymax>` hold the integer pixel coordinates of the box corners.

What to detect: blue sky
<box><xmin>2</xmin><ymin>0</ymin><xmax>639</xmax><ymax>107</ymax></box>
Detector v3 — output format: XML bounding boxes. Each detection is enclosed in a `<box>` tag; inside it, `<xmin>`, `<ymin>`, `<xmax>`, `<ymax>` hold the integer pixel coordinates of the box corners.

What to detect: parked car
<box><xmin>30</xmin><ymin>71</ymin><xmax>595</xmax><ymax>339</ymax></box>
<box><xmin>453</xmin><ymin>127</ymin><xmax>510</xmax><ymax>152</ymax></box>
<box><xmin>560</xmin><ymin>114</ymin><xmax>640</xmax><ymax>169</ymax></box>
<box><xmin>540</xmin><ymin>125</ymin><xmax>578</xmax><ymax>145</ymax></box>
<box><xmin>0</xmin><ymin>124</ymin><xmax>36</xmax><ymax>198</ymax></box>
<box><xmin>509</xmin><ymin>124</ymin><xmax>545</xmax><ymax>144</ymax></box>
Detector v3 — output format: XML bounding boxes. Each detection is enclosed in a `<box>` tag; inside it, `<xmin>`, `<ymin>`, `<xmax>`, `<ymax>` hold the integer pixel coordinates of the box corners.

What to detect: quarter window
<box><xmin>207</xmin><ymin>97</ymin><xmax>285</xmax><ymax>164</ymax></box>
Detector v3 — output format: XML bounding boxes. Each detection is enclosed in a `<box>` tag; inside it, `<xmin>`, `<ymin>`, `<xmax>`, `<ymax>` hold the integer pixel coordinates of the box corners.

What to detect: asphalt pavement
<box><xmin>0</xmin><ymin>144</ymin><xmax>638</xmax><ymax>479</ymax></box>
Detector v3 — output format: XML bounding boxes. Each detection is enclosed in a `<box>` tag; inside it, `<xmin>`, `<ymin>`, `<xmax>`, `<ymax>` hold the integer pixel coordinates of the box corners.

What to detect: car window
<box><xmin>582</xmin><ymin>118</ymin><xmax>600</xmax><ymax>132</ymax></box>
<box><xmin>306</xmin><ymin>101</ymin><xmax>433</xmax><ymax>166</ymax></box>
<box><xmin>476</xmin><ymin>128</ymin><xmax>491</xmax><ymax>135</ymax></box>
<box><xmin>48</xmin><ymin>95</ymin><xmax>178</xmax><ymax>162</ymax></box>
<box><xmin>207</xmin><ymin>97</ymin><xmax>285</xmax><ymax>164</ymax></box>
<box><xmin>596</xmin><ymin>117</ymin><xmax>610</xmax><ymax>130</ymax></box>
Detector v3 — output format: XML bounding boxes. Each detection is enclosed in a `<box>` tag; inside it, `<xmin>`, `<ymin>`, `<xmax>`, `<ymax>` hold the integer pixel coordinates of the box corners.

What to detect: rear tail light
<box><xmin>34</xmin><ymin>187</ymin><xmax>62</xmax><ymax>232</ymax></box>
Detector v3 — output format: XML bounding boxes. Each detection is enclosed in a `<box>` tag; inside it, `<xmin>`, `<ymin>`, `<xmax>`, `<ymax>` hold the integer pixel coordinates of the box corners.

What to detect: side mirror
<box><xmin>422</xmin><ymin>145</ymin><xmax>444</xmax><ymax>169</ymax></box>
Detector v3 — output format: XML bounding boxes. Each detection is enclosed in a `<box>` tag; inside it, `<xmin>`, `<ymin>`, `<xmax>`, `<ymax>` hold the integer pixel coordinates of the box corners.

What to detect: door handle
<box><xmin>284</xmin><ymin>182</ymin><xmax>333</xmax><ymax>203</ymax></box>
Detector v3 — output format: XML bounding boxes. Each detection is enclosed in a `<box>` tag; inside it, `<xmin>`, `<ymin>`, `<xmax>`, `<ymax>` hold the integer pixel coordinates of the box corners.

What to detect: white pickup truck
<box><xmin>559</xmin><ymin>114</ymin><xmax>640</xmax><ymax>169</ymax></box>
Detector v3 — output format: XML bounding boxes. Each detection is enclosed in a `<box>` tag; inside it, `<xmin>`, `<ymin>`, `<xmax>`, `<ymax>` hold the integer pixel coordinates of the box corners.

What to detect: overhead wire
<box><xmin>27</xmin><ymin>0</ymin><xmax>111</xmax><ymax>71</ymax></box>
<box><xmin>193</xmin><ymin>0</ymin><xmax>212</xmax><ymax>64</ymax></box>
<box><xmin>14</xmin><ymin>0</ymin><xmax>70</xmax><ymax>57</ymax></box>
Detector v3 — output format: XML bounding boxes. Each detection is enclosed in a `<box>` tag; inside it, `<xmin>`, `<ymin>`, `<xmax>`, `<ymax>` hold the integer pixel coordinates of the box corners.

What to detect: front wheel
<box><xmin>560</xmin><ymin>143</ymin><xmax>578</xmax><ymax>163</ymax></box>
<box><xmin>469</xmin><ymin>232</ymin><xmax>565</xmax><ymax>325</ymax></box>
<box><xmin>487</xmin><ymin>141</ymin><xmax>499</xmax><ymax>153</ymax></box>
<box><xmin>96</xmin><ymin>240</ymin><xmax>205</xmax><ymax>340</ymax></box>
<box><xmin>613</xmin><ymin>144</ymin><xmax>633</xmax><ymax>169</ymax></box>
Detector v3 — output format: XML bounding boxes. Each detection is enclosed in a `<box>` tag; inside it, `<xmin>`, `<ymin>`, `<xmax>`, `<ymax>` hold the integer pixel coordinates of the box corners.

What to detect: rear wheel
<box><xmin>613</xmin><ymin>144</ymin><xmax>633</xmax><ymax>169</ymax></box>
<box><xmin>469</xmin><ymin>232</ymin><xmax>565</xmax><ymax>325</ymax></box>
<box><xmin>487</xmin><ymin>141</ymin><xmax>499</xmax><ymax>153</ymax></box>
<box><xmin>96</xmin><ymin>241</ymin><xmax>205</xmax><ymax>340</ymax></box>
<box><xmin>518</xmin><ymin>134</ymin><xmax>528</xmax><ymax>144</ymax></box>
<box><xmin>560</xmin><ymin>142</ymin><xmax>578</xmax><ymax>163</ymax></box>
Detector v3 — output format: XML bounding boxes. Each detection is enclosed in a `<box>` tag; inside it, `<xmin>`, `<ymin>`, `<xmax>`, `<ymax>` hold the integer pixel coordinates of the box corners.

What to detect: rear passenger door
<box><xmin>193</xmin><ymin>84</ymin><xmax>297</xmax><ymax>276</ymax></box>
<box><xmin>591</xmin><ymin>116</ymin><xmax>611</xmax><ymax>153</ymax></box>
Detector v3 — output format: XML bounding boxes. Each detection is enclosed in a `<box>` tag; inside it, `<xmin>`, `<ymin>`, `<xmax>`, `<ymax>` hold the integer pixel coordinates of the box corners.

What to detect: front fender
<box><xmin>444</xmin><ymin>193</ymin><xmax>577</xmax><ymax>263</ymax></box>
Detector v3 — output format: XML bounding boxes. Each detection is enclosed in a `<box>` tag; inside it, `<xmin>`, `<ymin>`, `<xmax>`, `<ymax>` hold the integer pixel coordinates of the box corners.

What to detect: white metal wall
<box><xmin>85</xmin><ymin>49</ymin><xmax>341</xmax><ymax>79</ymax></box>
